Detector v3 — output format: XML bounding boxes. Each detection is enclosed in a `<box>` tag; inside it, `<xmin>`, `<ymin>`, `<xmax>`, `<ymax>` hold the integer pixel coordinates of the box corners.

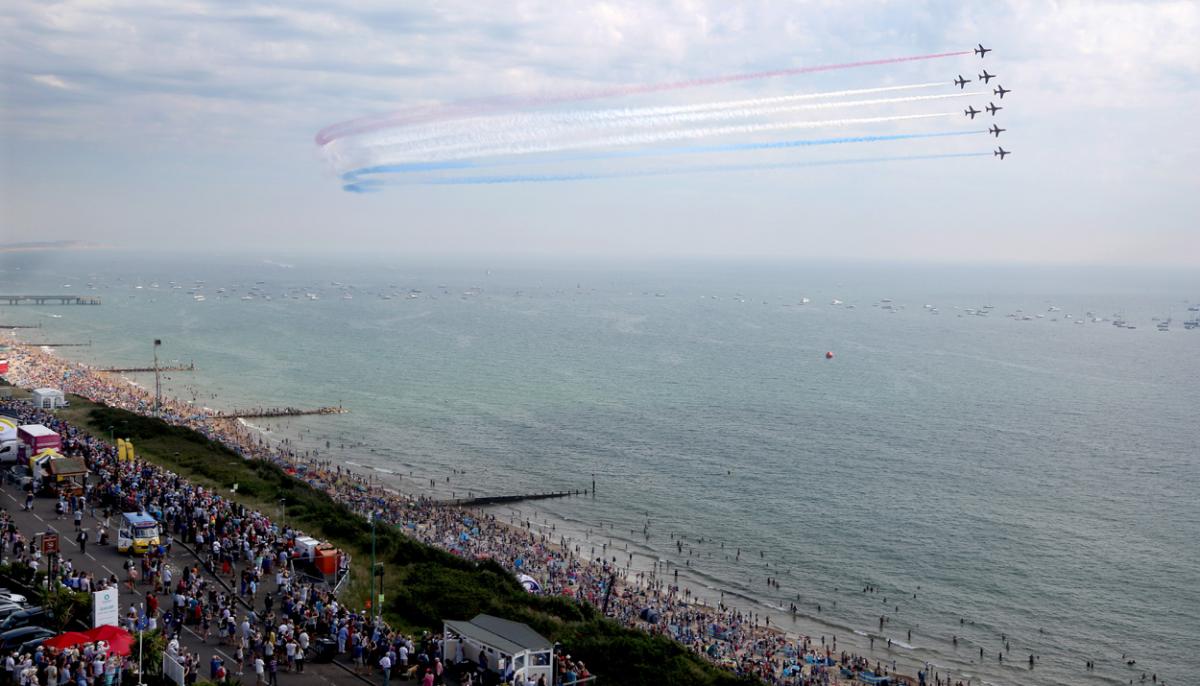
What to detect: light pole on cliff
<box><xmin>153</xmin><ymin>339</ymin><xmax>162</xmax><ymax>417</ymax></box>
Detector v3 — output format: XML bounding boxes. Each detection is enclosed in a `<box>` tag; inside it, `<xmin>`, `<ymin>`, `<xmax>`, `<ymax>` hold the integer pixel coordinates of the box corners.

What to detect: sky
<box><xmin>1</xmin><ymin>0</ymin><xmax>1198</xmax><ymax>264</ymax></box>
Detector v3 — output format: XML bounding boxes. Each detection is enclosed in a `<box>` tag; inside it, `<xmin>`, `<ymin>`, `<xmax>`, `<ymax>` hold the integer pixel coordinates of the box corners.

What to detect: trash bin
<box><xmin>312</xmin><ymin>638</ymin><xmax>338</xmax><ymax>663</ymax></box>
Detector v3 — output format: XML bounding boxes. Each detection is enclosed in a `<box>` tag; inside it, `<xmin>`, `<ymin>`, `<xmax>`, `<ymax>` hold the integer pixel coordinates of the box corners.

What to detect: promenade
<box><xmin>0</xmin><ymin>482</ymin><xmax>361</xmax><ymax>686</ymax></box>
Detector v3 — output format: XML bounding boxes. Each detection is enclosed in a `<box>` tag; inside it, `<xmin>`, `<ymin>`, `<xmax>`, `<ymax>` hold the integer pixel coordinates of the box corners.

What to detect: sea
<box><xmin>2</xmin><ymin>251</ymin><xmax>1197</xmax><ymax>686</ymax></box>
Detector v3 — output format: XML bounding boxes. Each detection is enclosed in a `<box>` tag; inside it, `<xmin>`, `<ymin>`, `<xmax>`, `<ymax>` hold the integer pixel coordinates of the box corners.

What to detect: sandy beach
<box><xmin>3</xmin><ymin>341</ymin><xmax>994</xmax><ymax>686</ymax></box>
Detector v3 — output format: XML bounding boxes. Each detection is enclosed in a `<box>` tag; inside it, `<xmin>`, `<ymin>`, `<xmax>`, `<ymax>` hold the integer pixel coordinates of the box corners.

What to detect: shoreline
<box><xmin>3</xmin><ymin>339</ymin><xmax>1071</xmax><ymax>686</ymax></box>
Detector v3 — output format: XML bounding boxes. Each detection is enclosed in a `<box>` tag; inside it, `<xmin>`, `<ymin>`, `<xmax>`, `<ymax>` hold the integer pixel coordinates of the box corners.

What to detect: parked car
<box><xmin>0</xmin><ymin>607</ymin><xmax>54</xmax><ymax>632</ymax></box>
<box><xmin>3</xmin><ymin>465</ymin><xmax>32</xmax><ymax>489</ymax></box>
<box><xmin>15</xmin><ymin>635</ymin><xmax>51</xmax><ymax>655</ymax></box>
<box><xmin>0</xmin><ymin>590</ymin><xmax>28</xmax><ymax>605</ymax></box>
<box><xmin>0</xmin><ymin>626</ymin><xmax>55</xmax><ymax>652</ymax></box>
<box><xmin>0</xmin><ymin>603</ymin><xmax>28</xmax><ymax>621</ymax></box>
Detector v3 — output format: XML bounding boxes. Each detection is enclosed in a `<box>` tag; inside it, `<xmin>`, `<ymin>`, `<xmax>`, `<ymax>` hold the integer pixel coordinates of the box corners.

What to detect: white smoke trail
<box><xmin>328</xmin><ymin>83</ymin><xmax>950</xmax><ymax>164</ymax></box>
<box><xmin>346</xmin><ymin>112</ymin><xmax>961</xmax><ymax>170</ymax></box>
<box><xmin>343</xmin><ymin>94</ymin><xmax>979</xmax><ymax>170</ymax></box>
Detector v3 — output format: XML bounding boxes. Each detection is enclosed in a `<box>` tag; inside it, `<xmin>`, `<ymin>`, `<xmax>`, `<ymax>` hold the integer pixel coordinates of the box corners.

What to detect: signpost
<box><xmin>41</xmin><ymin>532</ymin><xmax>59</xmax><ymax>554</ymax></box>
<box><xmin>93</xmin><ymin>587</ymin><xmax>119</xmax><ymax>628</ymax></box>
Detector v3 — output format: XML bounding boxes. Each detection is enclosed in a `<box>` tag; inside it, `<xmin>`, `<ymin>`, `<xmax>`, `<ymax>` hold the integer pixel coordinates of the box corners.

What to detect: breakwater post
<box><xmin>213</xmin><ymin>406</ymin><xmax>348</xmax><ymax>419</ymax></box>
<box><xmin>96</xmin><ymin>363</ymin><xmax>196</xmax><ymax>373</ymax></box>
<box><xmin>442</xmin><ymin>489</ymin><xmax>589</xmax><ymax>507</ymax></box>
<box><xmin>0</xmin><ymin>295</ymin><xmax>101</xmax><ymax>305</ymax></box>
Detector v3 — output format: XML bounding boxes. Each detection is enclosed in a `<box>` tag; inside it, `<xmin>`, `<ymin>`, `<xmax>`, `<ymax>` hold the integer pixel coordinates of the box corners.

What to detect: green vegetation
<box><xmin>58</xmin><ymin>398</ymin><xmax>756</xmax><ymax>686</ymax></box>
<box><xmin>0</xmin><ymin>562</ymin><xmax>92</xmax><ymax>632</ymax></box>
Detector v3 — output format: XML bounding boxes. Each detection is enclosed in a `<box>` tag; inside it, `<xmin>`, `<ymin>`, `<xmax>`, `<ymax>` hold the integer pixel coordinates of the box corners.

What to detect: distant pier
<box><xmin>444</xmin><ymin>489</ymin><xmax>588</xmax><ymax>507</ymax></box>
<box><xmin>96</xmin><ymin>363</ymin><xmax>196</xmax><ymax>373</ymax></box>
<box><xmin>0</xmin><ymin>295</ymin><xmax>101</xmax><ymax>305</ymax></box>
<box><xmin>214</xmin><ymin>406</ymin><xmax>348</xmax><ymax>419</ymax></box>
<box><xmin>0</xmin><ymin>323</ymin><xmax>42</xmax><ymax>329</ymax></box>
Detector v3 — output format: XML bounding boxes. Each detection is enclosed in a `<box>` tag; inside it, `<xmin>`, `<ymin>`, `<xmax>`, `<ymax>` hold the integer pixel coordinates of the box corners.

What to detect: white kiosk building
<box><xmin>31</xmin><ymin>388</ymin><xmax>67</xmax><ymax>409</ymax></box>
<box><xmin>443</xmin><ymin>614</ymin><xmax>554</xmax><ymax>684</ymax></box>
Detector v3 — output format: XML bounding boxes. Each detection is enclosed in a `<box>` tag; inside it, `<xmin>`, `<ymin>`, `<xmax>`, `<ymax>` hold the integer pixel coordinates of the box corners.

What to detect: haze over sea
<box><xmin>3</xmin><ymin>252</ymin><xmax>1197</xmax><ymax>686</ymax></box>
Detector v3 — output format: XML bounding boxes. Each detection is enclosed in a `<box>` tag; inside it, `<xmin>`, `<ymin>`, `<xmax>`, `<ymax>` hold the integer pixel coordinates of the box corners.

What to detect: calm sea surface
<box><xmin>3</xmin><ymin>252</ymin><xmax>1198</xmax><ymax>686</ymax></box>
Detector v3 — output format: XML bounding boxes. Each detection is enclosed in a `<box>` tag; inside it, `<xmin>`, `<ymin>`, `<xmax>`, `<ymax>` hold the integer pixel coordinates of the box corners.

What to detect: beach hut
<box><xmin>31</xmin><ymin>388</ymin><xmax>67</xmax><ymax>409</ymax></box>
<box><xmin>442</xmin><ymin>614</ymin><xmax>554</xmax><ymax>684</ymax></box>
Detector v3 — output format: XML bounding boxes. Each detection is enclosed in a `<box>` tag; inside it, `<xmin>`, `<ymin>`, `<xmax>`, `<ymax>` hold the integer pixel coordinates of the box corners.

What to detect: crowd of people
<box><xmin>2</xmin><ymin>345</ymin><xmax>938</xmax><ymax>686</ymax></box>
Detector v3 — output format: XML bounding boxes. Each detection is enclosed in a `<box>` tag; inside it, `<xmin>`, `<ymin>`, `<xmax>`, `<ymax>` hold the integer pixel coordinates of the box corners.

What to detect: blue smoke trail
<box><xmin>341</xmin><ymin>129</ymin><xmax>984</xmax><ymax>181</ymax></box>
<box><xmin>341</xmin><ymin>151</ymin><xmax>990</xmax><ymax>191</ymax></box>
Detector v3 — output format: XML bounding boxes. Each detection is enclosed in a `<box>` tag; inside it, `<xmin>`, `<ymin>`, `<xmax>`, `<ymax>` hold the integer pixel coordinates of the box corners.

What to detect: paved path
<box><xmin>0</xmin><ymin>481</ymin><xmax>371</xmax><ymax>686</ymax></box>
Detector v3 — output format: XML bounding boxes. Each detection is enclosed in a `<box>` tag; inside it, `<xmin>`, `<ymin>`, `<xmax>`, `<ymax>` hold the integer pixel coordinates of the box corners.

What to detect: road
<box><xmin>0</xmin><ymin>479</ymin><xmax>370</xmax><ymax>686</ymax></box>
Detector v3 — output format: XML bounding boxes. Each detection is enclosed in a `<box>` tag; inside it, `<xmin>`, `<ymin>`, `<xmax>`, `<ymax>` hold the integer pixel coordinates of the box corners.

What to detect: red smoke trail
<box><xmin>316</xmin><ymin>50</ymin><xmax>971</xmax><ymax>146</ymax></box>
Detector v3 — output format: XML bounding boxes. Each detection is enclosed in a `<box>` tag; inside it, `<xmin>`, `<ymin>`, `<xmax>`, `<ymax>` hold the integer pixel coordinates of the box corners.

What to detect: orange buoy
<box><xmin>825</xmin><ymin>351</ymin><xmax>834</xmax><ymax>359</ymax></box>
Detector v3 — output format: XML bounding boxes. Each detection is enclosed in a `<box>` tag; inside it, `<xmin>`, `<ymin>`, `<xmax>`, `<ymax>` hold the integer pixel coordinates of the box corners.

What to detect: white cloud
<box><xmin>30</xmin><ymin>74</ymin><xmax>72</xmax><ymax>89</ymax></box>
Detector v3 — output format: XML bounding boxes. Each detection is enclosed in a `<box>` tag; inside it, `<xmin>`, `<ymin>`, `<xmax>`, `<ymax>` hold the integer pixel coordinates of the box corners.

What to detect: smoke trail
<box><xmin>349</xmin><ymin>112</ymin><xmax>962</xmax><ymax>168</ymax></box>
<box><xmin>341</xmin><ymin>151</ymin><xmax>990</xmax><ymax>191</ymax></box>
<box><xmin>349</xmin><ymin>91</ymin><xmax>982</xmax><ymax>163</ymax></box>
<box><xmin>342</xmin><ymin>130</ymin><xmax>986</xmax><ymax>179</ymax></box>
<box><xmin>326</xmin><ymin>82</ymin><xmax>952</xmax><ymax>161</ymax></box>
<box><xmin>316</xmin><ymin>50</ymin><xmax>971</xmax><ymax>145</ymax></box>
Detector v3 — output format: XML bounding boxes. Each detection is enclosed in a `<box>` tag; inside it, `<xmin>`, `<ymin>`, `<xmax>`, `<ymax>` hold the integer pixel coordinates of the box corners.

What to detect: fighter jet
<box><xmin>993</xmin><ymin>85</ymin><xmax>1011</xmax><ymax>99</ymax></box>
<box><xmin>988</xmin><ymin>124</ymin><xmax>1006</xmax><ymax>138</ymax></box>
<box><xmin>994</xmin><ymin>147</ymin><xmax>1010</xmax><ymax>160</ymax></box>
<box><xmin>964</xmin><ymin>106</ymin><xmax>981</xmax><ymax>119</ymax></box>
<box><xmin>979</xmin><ymin>69</ymin><xmax>997</xmax><ymax>84</ymax></box>
<box><xmin>954</xmin><ymin>75</ymin><xmax>971</xmax><ymax>89</ymax></box>
<box><xmin>975</xmin><ymin>43</ymin><xmax>991</xmax><ymax>57</ymax></box>
<box><xmin>986</xmin><ymin>102</ymin><xmax>1003</xmax><ymax>116</ymax></box>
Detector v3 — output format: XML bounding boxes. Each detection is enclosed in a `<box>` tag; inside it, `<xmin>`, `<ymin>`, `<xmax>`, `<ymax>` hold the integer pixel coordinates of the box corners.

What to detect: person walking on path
<box><xmin>76</xmin><ymin>528</ymin><xmax>88</xmax><ymax>554</ymax></box>
<box><xmin>379</xmin><ymin>653</ymin><xmax>392</xmax><ymax>686</ymax></box>
<box><xmin>74</xmin><ymin>508</ymin><xmax>83</xmax><ymax>531</ymax></box>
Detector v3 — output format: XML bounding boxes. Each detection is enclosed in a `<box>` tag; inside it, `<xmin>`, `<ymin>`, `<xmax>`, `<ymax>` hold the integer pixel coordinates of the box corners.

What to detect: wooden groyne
<box><xmin>97</xmin><ymin>363</ymin><xmax>196</xmax><ymax>373</ymax></box>
<box><xmin>0</xmin><ymin>323</ymin><xmax>41</xmax><ymax>329</ymax></box>
<box><xmin>213</xmin><ymin>406</ymin><xmax>347</xmax><ymax>419</ymax></box>
<box><xmin>0</xmin><ymin>295</ymin><xmax>101</xmax><ymax>305</ymax></box>
<box><xmin>445</xmin><ymin>489</ymin><xmax>588</xmax><ymax>507</ymax></box>
<box><xmin>14</xmin><ymin>341</ymin><xmax>92</xmax><ymax>347</ymax></box>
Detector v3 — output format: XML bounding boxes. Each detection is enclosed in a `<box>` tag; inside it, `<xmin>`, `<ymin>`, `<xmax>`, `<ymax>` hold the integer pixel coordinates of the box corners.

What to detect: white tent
<box><xmin>31</xmin><ymin>388</ymin><xmax>67</xmax><ymax>409</ymax></box>
<box><xmin>443</xmin><ymin>614</ymin><xmax>554</xmax><ymax>684</ymax></box>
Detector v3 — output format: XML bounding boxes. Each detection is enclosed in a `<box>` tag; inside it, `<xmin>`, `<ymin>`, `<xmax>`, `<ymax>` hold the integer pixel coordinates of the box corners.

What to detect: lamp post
<box><xmin>137</xmin><ymin>602</ymin><xmax>145</xmax><ymax>686</ymax></box>
<box><xmin>370</xmin><ymin>510</ymin><xmax>376</xmax><ymax>619</ymax></box>
<box><xmin>153</xmin><ymin>339</ymin><xmax>162</xmax><ymax>417</ymax></box>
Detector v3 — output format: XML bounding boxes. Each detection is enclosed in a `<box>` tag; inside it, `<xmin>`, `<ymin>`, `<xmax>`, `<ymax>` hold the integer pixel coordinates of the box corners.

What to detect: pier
<box><xmin>0</xmin><ymin>323</ymin><xmax>42</xmax><ymax>329</ymax></box>
<box><xmin>213</xmin><ymin>406</ymin><xmax>348</xmax><ymax>419</ymax></box>
<box><xmin>14</xmin><ymin>341</ymin><xmax>92</xmax><ymax>347</ymax></box>
<box><xmin>96</xmin><ymin>363</ymin><xmax>196</xmax><ymax>373</ymax></box>
<box><xmin>0</xmin><ymin>295</ymin><xmax>101</xmax><ymax>305</ymax></box>
<box><xmin>443</xmin><ymin>489</ymin><xmax>588</xmax><ymax>507</ymax></box>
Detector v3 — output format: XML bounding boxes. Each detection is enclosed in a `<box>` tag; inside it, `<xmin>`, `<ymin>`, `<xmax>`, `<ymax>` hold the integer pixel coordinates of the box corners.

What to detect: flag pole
<box><xmin>138</xmin><ymin>602</ymin><xmax>145</xmax><ymax>686</ymax></box>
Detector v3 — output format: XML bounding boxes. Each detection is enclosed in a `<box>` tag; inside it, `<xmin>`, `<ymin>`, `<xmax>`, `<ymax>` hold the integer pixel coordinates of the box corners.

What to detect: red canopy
<box><xmin>85</xmin><ymin>625</ymin><xmax>135</xmax><ymax>656</ymax></box>
<box><xmin>41</xmin><ymin>632</ymin><xmax>93</xmax><ymax>650</ymax></box>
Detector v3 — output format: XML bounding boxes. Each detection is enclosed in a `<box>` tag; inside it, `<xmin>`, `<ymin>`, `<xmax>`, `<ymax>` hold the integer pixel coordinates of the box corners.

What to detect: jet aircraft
<box><xmin>993</xmin><ymin>85</ymin><xmax>1011</xmax><ymax>99</ymax></box>
<box><xmin>986</xmin><ymin>102</ymin><xmax>1003</xmax><ymax>116</ymax></box>
<box><xmin>975</xmin><ymin>44</ymin><xmax>991</xmax><ymax>57</ymax></box>
<box><xmin>979</xmin><ymin>69</ymin><xmax>996</xmax><ymax>84</ymax></box>
<box><xmin>954</xmin><ymin>75</ymin><xmax>971</xmax><ymax>89</ymax></box>
<box><xmin>994</xmin><ymin>147</ymin><xmax>1010</xmax><ymax>160</ymax></box>
<box><xmin>988</xmin><ymin>124</ymin><xmax>1006</xmax><ymax>138</ymax></box>
<box><xmin>964</xmin><ymin>106</ymin><xmax>981</xmax><ymax>119</ymax></box>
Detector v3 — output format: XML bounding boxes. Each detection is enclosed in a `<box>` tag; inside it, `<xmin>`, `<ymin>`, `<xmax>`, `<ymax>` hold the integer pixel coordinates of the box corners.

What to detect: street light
<box><xmin>369</xmin><ymin>510</ymin><xmax>376</xmax><ymax>618</ymax></box>
<box><xmin>153</xmin><ymin>339</ymin><xmax>162</xmax><ymax>417</ymax></box>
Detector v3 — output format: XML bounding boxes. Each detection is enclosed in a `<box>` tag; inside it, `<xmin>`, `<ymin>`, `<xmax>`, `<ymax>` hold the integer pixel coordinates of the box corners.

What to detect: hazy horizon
<box><xmin>2</xmin><ymin>1</ymin><xmax>1198</xmax><ymax>264</ymax></box>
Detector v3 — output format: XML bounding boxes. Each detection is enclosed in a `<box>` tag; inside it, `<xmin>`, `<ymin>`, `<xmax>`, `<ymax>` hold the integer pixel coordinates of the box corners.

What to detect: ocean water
<box><xmin>2</xmin><ymin>252</ymin><xmax>1198</xmax><ymax>686</ymax></box>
